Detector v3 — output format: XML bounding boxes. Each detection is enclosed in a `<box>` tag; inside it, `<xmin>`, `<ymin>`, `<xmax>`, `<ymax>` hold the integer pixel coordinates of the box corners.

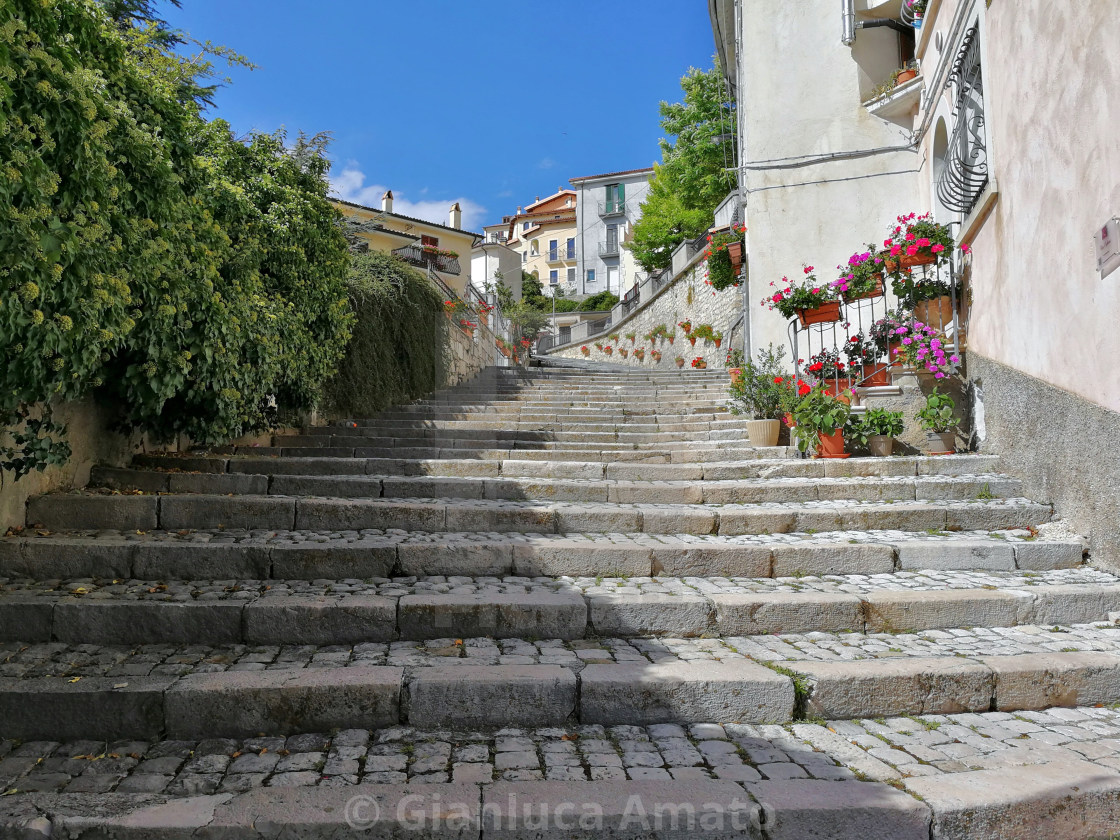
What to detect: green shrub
<box><xmin>323</xmin><ymin>252</ymin><xmax>447</xmax><ymax>417</ymax></box>
<box><xmin>577</xmin><ymin>291</ymin><xmax>619</xmax><ymax>311</ymax></box>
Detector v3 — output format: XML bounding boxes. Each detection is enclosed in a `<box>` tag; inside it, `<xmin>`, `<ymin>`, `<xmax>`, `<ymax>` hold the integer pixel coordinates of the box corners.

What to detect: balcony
<box><xmin>547</xmin><ymin>249</ymin><xmax>576</xmax><ymax>264</ymax></box>
<box><xmin>598</xmin><ymin>200</ymin><xmax>626</xmax><ymax>217</ymax></box>
<box><xmin>391</xmin><ymin>243</ymin><xmax>462</xmax><ymax>275</ymax></box>
<box><xmin>598</xmin><ymin>241</ymin><xmax>620</xmax><ymax>258</ymax></box>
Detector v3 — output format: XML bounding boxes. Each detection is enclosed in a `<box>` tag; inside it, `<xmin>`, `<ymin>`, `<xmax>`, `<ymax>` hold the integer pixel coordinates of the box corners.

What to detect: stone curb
<box><xmin>0</xmin><ymin>531</ymin><xmax>1083</xmax><ymax>582</ymax></box>
<box><xmin>1</xmin><ymin>582</ymin><xmax>1114</xmax><ymax>646</ymax></box>
<box><xmin>0</xmin><ymin>661</ymin><xmax>798</xmax><ymax>740</ymax></box>
<box><xmin>24</xmin><ymin>493</ymin><xmax>1054</xmax><ymax>538</ymax></box>
<box><xmin>91</xmin><ymin>466</ymin><xmax>1023</xmax><ymax>507</ymax></box>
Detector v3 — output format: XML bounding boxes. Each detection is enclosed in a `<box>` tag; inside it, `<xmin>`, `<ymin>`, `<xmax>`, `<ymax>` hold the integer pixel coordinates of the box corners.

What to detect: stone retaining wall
<box><xmin>548</xmin><ymin>257</ymin><xmax>745</xmax><ymax>371</ymax></box>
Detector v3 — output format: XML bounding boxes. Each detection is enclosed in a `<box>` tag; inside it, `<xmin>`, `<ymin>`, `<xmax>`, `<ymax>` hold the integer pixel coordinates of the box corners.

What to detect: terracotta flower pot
<box><xmin>842</xmin><ymin>275</ymin><xmax>885</xmax><ymax>303</ymax></box>
<box><xmin>869</xmin><ymin>435</ymin><xmax>894</xmax><ymax>457</ymax></box>
<box><xmin>746</xmin><ymin>419</ymin><xmax>781</xmax><ymax>448</ymax></box>
<box><xmin>676</xmin><ymin>359</ymin><xmax>685</xmax><ymax>368</ymax></box>
<box><xmin>824</xmin><ymin>379</ymin><xmax>853</xmax><ymax>403</ymax></box>
<box><xmin>796</xmin><ymin>300</ymin><xmax>842</xmax><ymax>328</ymax></box>
<box><xmin>681</xmin><ymin>324</ymin><xmax>692</xmax><ymax>334</ymax></box>
<box><xmin>895</xmin><ymin>69</ymin><xmax>918</xmax><ymax>85</ymax></box>
<box><xmin>863</xmin><ymin>363</ymin><xmax>891</xmax><ymax>386</ymax></box>
<box><xmin>729</xmin><ymin>369</ymin><xmax>744</xmax><ymax>387</ymax></box>
<box><xmin>816</xmin><ymin>429</ymin><xmax>849</xmax><ymax>459</ymax></box>
<box><xmin>884</xmin><ymin>252</ymin><xmax>938</xmax><ymax>272</ymax></box>
<box><xmin>888</xmin><ymin>341</ymin><xmax>904</xmax><ymax>368</ymax></box>
<box><xmin>689</xmin><ymin>336</ymin><xmax>697</xmax><ymax>346</ymax></box>
<box><xmin>714</xmin><ymin>338</ymin><xmax>722</xmax><ymax>349</ymax></box>
<box><xmin>925</xmin><ymin>430</ymin><xmax>957</xmax><ymax>454</ymax></box>
<box><xmin>727</xmin><ymin>241</ymin><xmax>743</xmax><ymax>266</ymax></box>
<box><xmin>913</xmin><ymin>295</ymin><xmax>955</xmax><ymax>331</ymax></box>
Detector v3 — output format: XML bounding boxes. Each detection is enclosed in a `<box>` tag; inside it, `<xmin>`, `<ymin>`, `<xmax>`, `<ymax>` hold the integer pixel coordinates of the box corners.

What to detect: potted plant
<box><xmin>693</xmin><ymin>324</ymin><xmax>715</xmax><ymax>343</ymax></box>
<box><xmin>847</xmin><ymin>408</ymin><xmax>905</xmax><ymax>457</ymax></box>
<box><xmin>882</xmin><ymin>212</ymin><xmax>954</xmax><ymax>272</ymax></box>
<box><xmin>714</xmin><ymin>331</ymin><xmax>723</xmax><ymax>349</ymax></box>
<box><xmin>804</xmin><ymin>348</ymin><xmax>852</xmax><ymax>400</ymax></box>
<box><xmin>832</xmin><ymin>247</ymin><xmax>887</xmax><ymax>302</ymax></box>
<box><xmin>619</xmin><ymin>348</ymin><xmax>629</xmax><ymax>358</ymax></box>
<box><xmin>678</xmin><ymin>320</ymin><xmax>692</xmax><ymax>335</ymax></box>
<box><xmin>728</xmin><ymin>345</ymin><xmax>795</xmax><ymax>447</ymax></box>
<box><xmin>651</xmin><ymin>349</ymin><xmax>662</xmax><ymax>362</ymax></box>
<box><xmin>604</xmin><ymin>344</ymin><xmax>613</xmax><ymax>356</ymax></box>
<box><xmin>690</xmin><ymin>357</ymin><xmax>708</xmax><ymax>370</ymax></box>
<box><xmin>580</xmin><ymin>345</ymin><xmax>590</xmax><ymax>357</ymax></box>
<box><xmin>869</xmin><ymin>310</ymin><xmax>911</xmax><ymax>368</ymax></box>
<box><xmin>625</xmin><ymin>332</ymin><xmax>636</xmax><ymax>343</ymax></box>
<box><xmin>790</xmin><ymin>385</ymin><xmax>853</xmax><ymax>458</ymax></box>
<box><xmin>892</xmin><ymin>322</ymin><xmax>961</xmax><ymax>379</ymax></box>
<box><xmin>675</xmin><ymin>355</ymin><xmax>685</xmax><ymax>368</ymax></box>
<box><xmin>761</xmin><ymin>266</ymin><xmax>841</xmax><ymax>327</ymax></box>
<box><xmin>916</xmin><ymin>388</ymin><xmax>958</xmax><ymax>453</ymax></box>
<box><xmin>634</xmin><ymin>348</ymin><xmax>645</xmax><ymax>361</ymax></box>
<box><xmin>844</xmin><ymin>332</ymin><xmax>890</xmax><ymax>386</ymax></box>
<box><xmin>705</xmin><ymin>224</ymin><xmax>747</xmax><ymax>291</ymax></box>
<box><xmin>609</xmin><ymin>332</ymin><xmax>621</xmax><ymax>343</ymax></box>
<box><xmin>666</xmin><ymin>330</ymin><xmax>676</xmax><ymax>345</ymax></box>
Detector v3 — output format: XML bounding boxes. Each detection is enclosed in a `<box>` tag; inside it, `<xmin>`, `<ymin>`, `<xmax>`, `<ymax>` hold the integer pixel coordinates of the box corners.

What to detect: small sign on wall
<box><xmin>1096</xmin><ymin>218</ymin><xmax>1120</xmax><ymax>278</ymax></box>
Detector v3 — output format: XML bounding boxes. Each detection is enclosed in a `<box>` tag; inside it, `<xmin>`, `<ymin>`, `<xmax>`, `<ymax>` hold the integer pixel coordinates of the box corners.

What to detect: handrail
<box><xmin>391</xmin><ymin>243</ymin><xmax>462</xmax><ymax>275</ymax></box>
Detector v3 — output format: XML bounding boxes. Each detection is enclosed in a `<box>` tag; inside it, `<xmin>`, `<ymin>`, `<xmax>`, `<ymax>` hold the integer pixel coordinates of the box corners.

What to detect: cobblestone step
<box><xmin>90</xmin><ymin>466</ymin><xmax>1023</xmax><ymax>506</ymax></box>
<box><xmin>1</xmin><ymin>529</ymin><xmax>1080</xmax><ymax>580</ymax></box>
<box><xmin>5</xmin><ymin>624</ymin><xmax>1120</xmax><ymax>740</ymax></box>
<box><xmin>23</xmin><ymin>492</ymin><xmax>1053</xmax><ymax>536</ymax></box>
<box><xmin>7</xmin><ymin>709</ymin><xmax>1120</xmax><ymax>839</ymax></box>
<box><xmin>1</xmin><ymin>569</ymin><xmax>1113</xmax><ymax>645</ymax></box>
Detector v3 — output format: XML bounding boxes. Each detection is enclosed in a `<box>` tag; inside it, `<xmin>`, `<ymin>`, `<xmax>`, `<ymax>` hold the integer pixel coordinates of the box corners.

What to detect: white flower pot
<box><xmin>747</xmin><ymin>419</ymin><xmax>781</xmax><ymax>448</ymax></box>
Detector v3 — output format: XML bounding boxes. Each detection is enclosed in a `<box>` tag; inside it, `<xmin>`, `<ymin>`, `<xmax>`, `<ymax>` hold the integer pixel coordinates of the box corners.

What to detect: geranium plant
<box><xmin>892</xmin><ymin>321</ymin><xmax>961</xmax><ymax>379</ymax></box>
<box><xmin>705</xmin><ymin>224</ymin><xmax>746</xmax><ymax>292</ymax></box>
<box><xmin>690</xmin><ymin>356</ymin><xmax>707</xmax><ymax>369</ymax></box>
<box><xmin>804</xmin><ymin>347</ymin><xmax>847</xmax><ymax>381</ymax></box>
<box><xmin>868</xmin><ymin>311</ymin><xmax>911</xmax><ymax>357</ymax></box>
<box><xmin>790</xmin><ymin>386</ymin><xmax>853</xmax><ymax>454</ymax></box>
<box><xmin>692</xmin><ymin>324</ymin><xmax>715</xmax><ymax>342</ymax></box>
<box><xmin>883</xmin><ymin>212</ymin><xmax>954</xmax><ymax>268</ymax></box>
<box><xmin>678</xmin><ymin>320</ymin><xmax>692</xmax><ymax>334</ymax></box>
<box><xmin>580</xmin><ymin>345</ymin><xmax>590</xmax><ymax>356</ymax></box>
<box><xmin>832</xmin><ymin>247</ymin><xmax>887</xmax><ymax>300</ymax></box>
<box><xmin>916</xmin><ymin>388</ymin><xmax>957</xmax><ymax>433</ymax></box>
<box><xmin>843</xmin><ymin>332</ymin><xmax>878</xmax><ymax>368</ymax></box>
<box><xmin>761</xmin><ymin>266</ymin><xmax>839</xmax><ymax>320</ymax></box>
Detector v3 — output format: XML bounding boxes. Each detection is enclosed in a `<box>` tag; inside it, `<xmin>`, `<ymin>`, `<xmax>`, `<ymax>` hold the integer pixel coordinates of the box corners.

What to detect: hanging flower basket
<box><xmin>688</xmin><ymin>336</ymin><xmax>697</xmax><ymax>346</ymax></box>
<box><xmin>842</xmin><ymin>275</ymin><xmax>885</xmax><ymax>303</ymax></box>
<box><xmin>884</xmin><ymin>253</ymin><xmax>938</xmax><ymax>272</ymax></box>
<box><xmin>796</xmin><ymin>300</ymin><xmax>842</xmax><ymax>328</ymax></box>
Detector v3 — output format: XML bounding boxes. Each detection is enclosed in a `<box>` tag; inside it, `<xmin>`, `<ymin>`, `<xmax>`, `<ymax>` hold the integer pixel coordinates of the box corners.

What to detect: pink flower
<box><xmin>901</xmin><ymin>337</ymin><xmax>913</xmax><ymax>345</ymax></box>
<box><xmin>905</xmin><ymin>233</ymin><xmax>916</xmax><ymax>242</ymax></box>
<box><xmin>950</xmin><ymin>355</ymin><xmax>961</xmax><ymax>364</ymax></box>
<box><xmin>890</xmin><ymin>245</ymin><xmax>902</xmax><ymax>256</ymax></box>
<box><xmin>906</xmin><ymin>245</ymin><xmax>919</xmax><ymax>256</ymax></box>
<box><xmin>935</xmin><ymin>372</ymin><xmax>946</xmax><ymax>379</ymax></box>
<box><xmin>812</xmin><ymin>288</ymin><xmax>820</xmax><ymax>294</ymax></box>
<box><xmin>804</xmin><ymin>266</ymin><xmax>814</xmax><ymax>274</ymax></box>
<box><xmin>961</xmin><ymin>243</ymin><xmax>972</xmax><ymax>254</ymax></box>
<box><xmin>918</xmin><ymin>238</ymin><xmax>931</xmax><ymax>247</ymax></box>
<box><xmin>931</xmin><ymin>244</ymin><xmax>945</xmax><ymax>254</ymax></box>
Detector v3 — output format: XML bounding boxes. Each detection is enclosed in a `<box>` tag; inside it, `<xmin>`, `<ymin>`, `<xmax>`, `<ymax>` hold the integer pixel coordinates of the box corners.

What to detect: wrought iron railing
<box><xmin>598</xmin><ymin>200</ymin><xmax>626</xmax><ymax>217</ymax></box>
<box><xmin>391</xmin><ymin>243</ymin><xmax>462</xmax><ymax>275</ymax></box>
<box><xmin>599</xmin><ymin>241</ymin><xmax>620</xmax><ymax>258</ymax></box>
<box><xmin>621</xmin><ymin>284</ymin><xmax>641</xmax><ymax>316</ymax></box>
<box><xmin>788</xmin><ymin>247</ymin><xmax>964</xmax><ymax>396</ymax></box>
<box><xmin>936</xmin><ymin>26</ymin><xmax>988</xmax><ymax>215</ymax></box>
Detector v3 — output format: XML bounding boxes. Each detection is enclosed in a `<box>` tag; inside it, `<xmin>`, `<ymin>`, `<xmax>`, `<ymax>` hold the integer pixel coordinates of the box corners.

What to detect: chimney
<box><xmin>381</xmin><ymin>190</ymin><xmax>393</xmax><ymax>213</ymax></box>
<box><xmin>449</xmin><ymin>202</ymin><xmax>462</xmax><ymax>230</ymax></box>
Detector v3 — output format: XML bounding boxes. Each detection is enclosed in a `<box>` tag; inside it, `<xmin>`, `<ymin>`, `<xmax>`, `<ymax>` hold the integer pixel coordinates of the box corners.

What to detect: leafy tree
<box><xmin>628</xmin><ymin>64</ymin><xmax>737</xmax><ymax>271</ymax></box>
<box><xmin>577</xmin><ymin>291</ymin><xmax>619</xmax><ymax>312</ymax></box>
<box><xmin>0</xmin><ymin>0</ymin><xmax>350</xmax><ymax>472</ymax></box>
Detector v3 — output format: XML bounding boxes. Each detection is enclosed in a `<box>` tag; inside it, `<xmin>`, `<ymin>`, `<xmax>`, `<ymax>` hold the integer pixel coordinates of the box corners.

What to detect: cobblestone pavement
<box><xmin>7</xmin><ymin>708</ymin><xmax>1120</xmax><ymax>797</ymax></box>
<box><xmin>796</xmin><ymin>707</ymin><xmax>1120</xmax><ymax>780</ymax></box>
<box><xmin>0</xmin><ymin>567</ymin><xmax>1112</xmax><ymax>602</ymax></box>
<box><xmin>0</xmin><ymin>723</ymin><xmax>857</xmax><ymax>795</ymax></box>
<box><xmin>3</xmin><ymin>623</ymin><xmax>1120</xmax><ymax>678</ymax></box>
<box><xmin>0</xmin><ymin>525</ymin><xmax>1065</xmax><ymax>550</ymax></box>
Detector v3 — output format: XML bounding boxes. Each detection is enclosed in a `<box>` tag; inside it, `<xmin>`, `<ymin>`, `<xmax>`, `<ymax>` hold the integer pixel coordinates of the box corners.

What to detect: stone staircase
<box><xmin>3</xmin><ymin>359</ymin><xmax>1120</xmax><ymax>838</ymax></box>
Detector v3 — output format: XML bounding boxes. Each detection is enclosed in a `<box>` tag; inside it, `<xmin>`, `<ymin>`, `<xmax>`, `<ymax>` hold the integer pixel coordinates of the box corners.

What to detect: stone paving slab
<box><xmin>0</xmin><ymin>527</ymin><xmax>1085</xmax><ymax>583</ymax></box>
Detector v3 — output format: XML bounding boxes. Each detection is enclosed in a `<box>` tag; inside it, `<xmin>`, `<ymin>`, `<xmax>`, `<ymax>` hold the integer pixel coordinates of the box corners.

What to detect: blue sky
<box><xmin>163</xmin><ymin>1</ymin><xmax>717</xmax><ymax>232</ymax></box>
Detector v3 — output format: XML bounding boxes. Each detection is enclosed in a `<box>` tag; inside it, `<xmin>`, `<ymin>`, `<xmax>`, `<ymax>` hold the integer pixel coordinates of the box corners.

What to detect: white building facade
<box><xmin>570</xmin><ymin>167</ymin><xmax>654</xmax><ymax>298</ymax></box>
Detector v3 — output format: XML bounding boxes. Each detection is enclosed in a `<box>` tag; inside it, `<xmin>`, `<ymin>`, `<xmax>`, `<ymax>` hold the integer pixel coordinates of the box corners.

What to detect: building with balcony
<box><xmin>570</xmin><ymin>167</ymin><xmax>654</xmax><ymax>298</ymax></box>
<box><xmin>501</xmin><ymin>190</ymin><xmax>578</xmax><ymax>297</ymax></box>
<box><xmin>332</xmin><ymin>192</ymin><xmax>481</xmax><ymax>296</ymax></box>
<box><xmin>709</xmin><ymin>0</ymin><xmax>1120</xmax><ymax>560</ymax></box>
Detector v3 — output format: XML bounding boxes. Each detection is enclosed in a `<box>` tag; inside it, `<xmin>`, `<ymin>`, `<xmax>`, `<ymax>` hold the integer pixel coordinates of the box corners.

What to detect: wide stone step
<box><xmin>90</xmin><ymin>466</ymin><xmax>1024</xmax><ymax>506</ymax></box>
<box><xmin>129</xmin><ymin>453</ymin><xmax>1001</xmax><ymax>482</ymax></box>
<box><xmin>4</xmin><ymin>623</ymin><xmax>1120</xmax><ymax>740</ymax></box>
<box><xmin>209</xmin><ymin>439</ymin><xmax>780</xmax><ymax>458</ymax></box>
<box><xmin>293</xmin><ymin>419</ymin><xmax>753</xmax><ymax>438</ymax></box>
<box><xmin>2</xmin><ymin>569</ymin><xmax>1113</xmax><ymax>645</ymax></box>
<box><xmin>271</xmin><ymin>428</ymin><xmax>752</xmax><ymax>446</ymax></box>
<box><xmin>24</xmin><ymin>491</ymin><xmax>1054</xmax><ymax>537</ymax></box>
<box><xmin>0</xmin><ymin>529</ymin><xmax>1082</xmax><ymax>581</ymax></box>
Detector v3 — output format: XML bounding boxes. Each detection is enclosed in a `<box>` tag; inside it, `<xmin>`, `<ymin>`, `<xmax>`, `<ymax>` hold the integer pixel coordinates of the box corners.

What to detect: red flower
<box><xmin>798</xmin><ymin>382</ymin><xmax>811</xmax><ymax>397</ymax></box>
<box><xmin>774</xmin><ymin>376</ymin><xmax>784</xmax><ymax>384</ymax></box>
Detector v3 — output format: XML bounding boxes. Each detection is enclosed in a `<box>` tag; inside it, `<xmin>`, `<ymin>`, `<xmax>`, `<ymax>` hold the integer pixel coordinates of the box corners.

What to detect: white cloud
<box><xmin>537</xmin><ymin>157</ymin><xmax>556</xmax><ymax>170</ymax></box>
<box><xmin>330</xmin><ymin>166</ymin><xmax>487</xmax><ymax>231</ymax></box>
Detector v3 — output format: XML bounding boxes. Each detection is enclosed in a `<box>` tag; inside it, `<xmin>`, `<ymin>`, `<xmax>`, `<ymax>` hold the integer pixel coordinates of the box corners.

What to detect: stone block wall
<box><xmin>548</xmin><ymin>257</ymin><xmax>745</xmax><ymax>370</ymax></box>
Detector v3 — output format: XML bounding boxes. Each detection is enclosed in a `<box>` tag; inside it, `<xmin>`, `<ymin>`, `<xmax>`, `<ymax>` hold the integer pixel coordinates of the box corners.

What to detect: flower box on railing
<box><xmin>796</xmin><ymin>300</ymin><xmax>842</xmax><ymax>328</ymax></box>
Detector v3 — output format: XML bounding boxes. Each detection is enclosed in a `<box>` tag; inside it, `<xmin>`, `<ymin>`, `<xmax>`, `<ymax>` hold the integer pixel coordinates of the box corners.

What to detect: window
<box><xmin>549</xmin><ymin>270</ymin><xmax>558</xmax><ymax>285</ymax></box>
<box><xmin>566</xmin><ymin>237</ymin><xmax>575</xmax><ymax>259</ymax></box>
<box><xmin>530</xmin><ymin>238</ymin><xmax>539</xmax><ymax>256</ymax></box>
<box><xmin>522</xmin><ymin>221</ymin><xmax>530</xmax><ymax>231</ymax></box>
<box><xmin>936</xmin><ymin>26</ymin><xmax>989</xmax><ymax>215</ymax></box>
<box><xmin>605</xmin><ymin>183</ymin><xmax>625</xmax><ymax>213</ymax></box>
<box><xmin>606</xmin><ymin>224</ymin><xmax>619</xmax><ymax>252</ymax></box>
<box><xmin>421</xmin><ymin>234</ymin><xmax>438</xmax><ymax>247</ymax></box>
<box><xmin>522</xmin><ymin>252</ymin><xmax>527</xmax><ymax>263</ymax></box>
<box><xmin>567</xmin><ymin>268</ymin><xmax>576</xmax><ymax>284</ymax></box>
<box><xmin>587</xmin><ymin>269</ymin><xmax>596</xmax><ymax>284</ymax></box>
<box><xmin>549</xmin><ymin>239</ymin><xmax>558</xmax><ymax>260</ymax></box>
